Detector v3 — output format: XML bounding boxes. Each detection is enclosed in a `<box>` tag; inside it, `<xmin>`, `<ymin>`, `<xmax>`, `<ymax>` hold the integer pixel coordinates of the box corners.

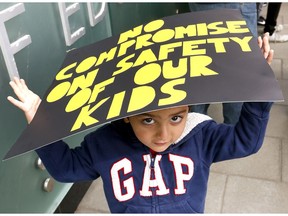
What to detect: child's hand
<box><xmin>7</xmin><ymin>77</ymin><xmax>41</xmax><ymax>124</ymax></box>
<box><xmin>258</xmin><ymin>32</ymin><xmax>274</xmax><ymax>65</ymax></box>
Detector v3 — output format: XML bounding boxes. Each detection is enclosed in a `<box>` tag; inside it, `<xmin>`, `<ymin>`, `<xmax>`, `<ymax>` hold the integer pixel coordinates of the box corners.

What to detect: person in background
<box><xmin>257</xmin><ymin>2</ymin><xmax>266</xmax><ymax>26</ymax></box>
<box><xmin>188</xmin><ymin>3</ymin><xmax>257</xmax><ymax>124</ymax></box>
<box><xmin>262</xmin><ymin>3</ymin><xmax>288</xmax><ymax>42</ymax></box>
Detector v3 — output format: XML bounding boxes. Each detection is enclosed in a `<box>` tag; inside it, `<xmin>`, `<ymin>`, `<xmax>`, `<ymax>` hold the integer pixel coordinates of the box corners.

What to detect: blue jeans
<box><xmin>188</xmin><ymin>3</ymin><xmax>257</xmax><ymax>124</ymax></box>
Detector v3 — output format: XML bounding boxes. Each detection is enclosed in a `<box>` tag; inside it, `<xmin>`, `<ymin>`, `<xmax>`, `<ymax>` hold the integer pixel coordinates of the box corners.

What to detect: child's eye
<box><xmin>143</xmin><ymin>118</ymin><xmax>155</xmax><ymax>125</ymax></box>
<box><xmin>171</xmin><ymin>116</ymin><xmax>183</xmax><ymax>123</ymax></box>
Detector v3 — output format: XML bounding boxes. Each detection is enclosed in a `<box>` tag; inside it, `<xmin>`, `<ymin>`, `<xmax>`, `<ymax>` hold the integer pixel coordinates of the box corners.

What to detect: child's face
<box><xmin>124</xmin><ymin>106</ymin><xmax>189</xmax><ymax>153</ymax></box>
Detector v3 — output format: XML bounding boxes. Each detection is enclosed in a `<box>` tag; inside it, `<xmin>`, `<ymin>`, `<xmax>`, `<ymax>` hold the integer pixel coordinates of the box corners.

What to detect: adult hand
<box><xmin>7</xmin><ymin>77</ymin><xmax>41</xmax><ymax>124</ymax></box>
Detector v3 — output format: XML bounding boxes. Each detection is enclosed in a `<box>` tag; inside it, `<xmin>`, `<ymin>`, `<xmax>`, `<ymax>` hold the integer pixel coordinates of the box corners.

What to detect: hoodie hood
<box><xmin>174</xmin><ymin>112</ymin><xmax>212</xmax><ymax>144</ymax></box>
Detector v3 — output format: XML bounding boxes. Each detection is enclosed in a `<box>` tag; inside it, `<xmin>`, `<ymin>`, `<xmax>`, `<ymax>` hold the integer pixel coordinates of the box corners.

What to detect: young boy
<box><xmin>7</xmin><ymin>34</ymin><xmax>274</xmax><ymax>213</ymax></box>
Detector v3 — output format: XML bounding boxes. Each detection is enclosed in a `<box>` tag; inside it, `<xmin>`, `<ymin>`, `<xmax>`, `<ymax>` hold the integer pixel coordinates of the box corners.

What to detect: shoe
<box><xmin>257</xmin><ymin>16</ymin><xmax>266</xmax><ymax>26</ymax></box>
<box><xmin>275</xmin><ymin>24</ymin><xmax>284</xmax><ymax>32</ymax></box>
<box><xmin>269</xmin><ymin>32</ymin><xmax>288</xmax><ymax>42</ymax></box>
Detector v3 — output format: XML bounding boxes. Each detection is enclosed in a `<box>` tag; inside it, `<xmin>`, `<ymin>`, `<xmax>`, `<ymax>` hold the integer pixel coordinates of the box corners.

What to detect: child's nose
<box><xmin>156</xmin><ymin>125</ymin><xmax>169</xmax><ymax>140</ymax></box>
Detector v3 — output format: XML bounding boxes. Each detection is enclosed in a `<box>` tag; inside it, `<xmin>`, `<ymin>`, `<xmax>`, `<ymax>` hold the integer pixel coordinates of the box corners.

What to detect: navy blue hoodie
<box><xmin>36</xmin><ymin>102</ymin><xmax>272</xmax><ymax>213</ymax></box>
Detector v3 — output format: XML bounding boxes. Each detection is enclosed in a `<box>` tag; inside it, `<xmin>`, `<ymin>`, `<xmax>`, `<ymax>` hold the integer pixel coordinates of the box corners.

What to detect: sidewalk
<box><xmin>75</xmin><ymin>3</ymin><xmax>288</xmax><ymax>213</ymax></box>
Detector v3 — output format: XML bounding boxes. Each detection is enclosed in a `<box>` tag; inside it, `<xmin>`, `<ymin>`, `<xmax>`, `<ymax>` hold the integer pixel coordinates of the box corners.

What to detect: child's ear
<box><xmin>124</xmin><ymin>118</ymin><xmax>130</xmax><ymax>123</ymax></box>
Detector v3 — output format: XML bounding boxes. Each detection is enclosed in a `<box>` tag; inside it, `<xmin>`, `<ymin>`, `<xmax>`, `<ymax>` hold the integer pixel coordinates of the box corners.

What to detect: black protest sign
<box><xmin>4</xmin><ymin>9</ymin><xmax>283</xmax><ymax>160</ymax></box>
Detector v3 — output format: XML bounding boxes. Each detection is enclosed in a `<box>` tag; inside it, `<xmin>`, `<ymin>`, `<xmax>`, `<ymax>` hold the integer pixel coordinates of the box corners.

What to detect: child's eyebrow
<box><xmin>171</xmin><ymin>109</ymin><xmax>188</xmax><ymax>116</ymax></box>
<box><xmin>139</xmin><ymin>108</ymin><xmax>188</xmax><ymax>118</ymax></box>
<box><xmin>137</xmin><ymin>113</ymin><xmax>153</xmax><ymax>118</ymax></box>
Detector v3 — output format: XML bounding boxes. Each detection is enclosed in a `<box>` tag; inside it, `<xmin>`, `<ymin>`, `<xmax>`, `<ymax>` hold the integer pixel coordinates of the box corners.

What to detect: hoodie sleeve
<box><xmin>35</xmin><ymin>133</ymin><xmax>100</xmax><ymax>183</ymax></box>
<box><xmin>202</xmin><ymin>102</ymin><xmax>273</xmax><ymax>164</ymax></box>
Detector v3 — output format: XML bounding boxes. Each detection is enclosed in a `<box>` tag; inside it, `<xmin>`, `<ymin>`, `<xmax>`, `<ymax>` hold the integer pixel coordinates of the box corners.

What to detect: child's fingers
<box><xmin>9</xmin><ymin>77</ymin><xmax>31</xmax><ymax>102</ymax></box>
<box><xmin>13</xmin><ymin>77</ymin><xmax>23</xmax><ymax>89</ymax></box>
<box><xmin>257</xmin><ymin>36</ymin><xmax>263</xmax><ymax>48</ymax></box>
<box><xmin>9</xmin><ymin>80</ymin><xmax>21</xmax><ymax>95</ymax></box>
<box><xmin>266</xmin><ymin>49</ymin><xmax>274</xmax><ymax>65</ymax></box>
<box><xmin>11</xmin><ymin>77</ymin><xmax>24</xmax><ymax>90</ymax></box>
<box><xmin>19</xmin><ymin>78</ymin><xmax>29</xmax><ymax>91</ymax></box>
<box><xmin>258</xmin><ymin>33</ymin><xmax>272</xmax><ymax>62</ymax></box>
<box><xmin>262</xmin><ymin>33</ymin><xmax>270</xmax><ymax>59</ymax></box>
<box><xmin>7</xmin><ymin>96</ymin><xmax>25</xmax><ymax>111</ymax></box>
<box><xmin>9</xmin><ymin>80</ymin><xmax>26</xmax><ymax>102</ymax></box>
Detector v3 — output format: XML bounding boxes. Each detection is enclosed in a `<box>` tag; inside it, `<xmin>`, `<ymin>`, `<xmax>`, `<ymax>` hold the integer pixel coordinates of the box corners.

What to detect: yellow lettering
<box><xmin>162</xmin><ymin>58</ymin><xmax>187</xmax><ymax>79</ymax></box>
<box><xmin>196</xmin><ymin>23</ymin><xmax>208</xmax><ymax>36</ymax></box>
<box><xmin>95</xmin><ymin>47</ymin><xmax>117</xmax><ymax>66</ymax></box>
<box><xmin>207</xmin><ymin>38</ymin><xmax>230</xmax><ymax>53</ymax></box>
<box><xmin>67</xmin><ymin>70</ymin><xmax>98</xmax><ymax>96</ymax></box>
<box><xmin>190</xmin><ymin>56</ymin><xmax>218</xmax><ymax>77</ymax></box>
<box><xmin>144</xmin><ymin>19</ymin><xmax>164</xmax><ymax>33</ymax></box>
<box><xmin>106</xmin><ymin>91</ymin><xmax>126</xmax><ymax>119</ymax></box>
<box><xmin>118</xmin><ymin>40</ymin><xmax>136</xmax><ymax>57</ymax></box>
<box><xmin>152</xmin><ymin>29</ymin><xmax>175</xmax><ymax>43</ymax></box>
<box><xmin>127</xmin><ymin>86</ymin><xmax>155</xmax><ymax>112</ymax></box>
<box><xmin>113</xmin><ymin>53</ymin><xmax>135</xmax><ymax>76</ymax></box>
<box><xmin>230</xmin><ymin>36</ymin><xmax>252</xmax><ymax>52</ymax></box>
<box><xmin>158</xmin><ymin>42</ymin><xmax>182</xmax><ymax>61</ymax></box>
<box><xmin>88</xmin><ymin>77</ymin><xmax>115</xmax><ymax>104</ymax></box>
<box><xmin>66</xmin><ymin>88</ymin><xmax>91</xmax><ymax>112</ymax></box>
<box><xmin>135</xmin><ymin>34</ymin><xmax>154</xmax><ymax>50</ymax></box>
<box><xmin>208</xmin><ymin>21</ymin><xmax>228</xmax><ymax>35</ymax></box>
<box><xmin>174</xmin><ymin>25</ymin><xmax>197</xmax><ymax>39</ymax></box>
<box><xmin>71</xmin><ymin>98</ymin><xmax>109</xmax><ymax>131</ymax></box>
<box><xmin>159</xmin><ymin>78</ymin><xmax>186</xmax><ymax>106</ymax></box>
<box><xmin>118</xmin><ymin>25</ymin><xmax>143</xmax><ymax>44</ymax></box>
<box><xmin>76</xmin><ymin>57</ymin><xmax>97</xmax><ymax>73</ymax></box>
<box><xmin>46</xmin><ymin>81</ymin><xmax>71</xmax><ymax>103</ymax></box>
<box><xmin>134</xmin><ymin>63</ymin><xmax>161</xmax><ymax>85</ymax></box>
<box><xmin>226</xmin><ymin>21</ymin><xmax>249</xmax><ymax>33</ymax></box>
<box><xmin>133</xmin><ymin>49</ymin><xmax>158</xmax><ymax>67</ymax></box>
<box><xmin>56</xmin><ymin>62</ymin><xmax>77</xmax><ymax>81</ymax></box>
<box><xmin>183</xmin><ymin>40</ymin><xmax>206</xmax><ymax>56</ymax></box>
